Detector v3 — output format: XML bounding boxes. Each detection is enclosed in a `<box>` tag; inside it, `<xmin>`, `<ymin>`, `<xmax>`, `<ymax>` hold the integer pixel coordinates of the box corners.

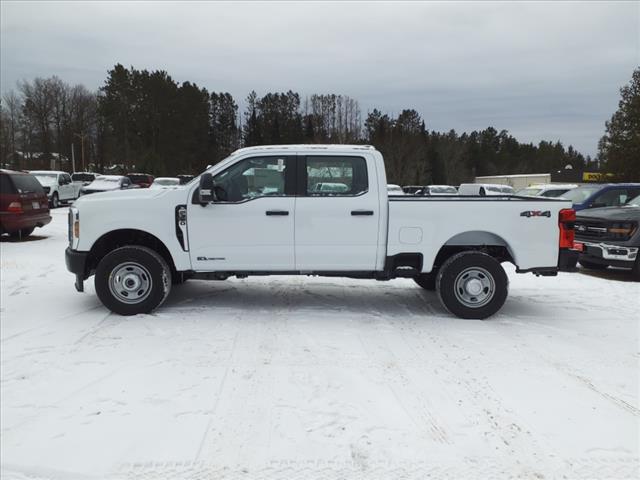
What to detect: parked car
<box><xmin>516</xmin><ymin>184</ymin><xmax>577</xmax><ymax>198</ymax></box>
<box><xmin>560</xmin><ymin>183</ymin><xmax>640</xmax><ymax>211</ymax></box>
<box><xmin>30</xmin><ymin>170</ymin><xmax>81</xmax><ymax>207</ymax></box>
<box><xmin>177</xmin><ymin>175</ymin><xmax>194</xmax><ymax>185</ymax></box>
<box><xmin>71</xmin><ymin>172</ymin><xmax>98</xmax><ymax>186</ymax></box>
<box><xmin>0</xmin><ymin>169</ymin><xmax>51</xmax><ymax>238</ymax></box>
<box><xmin>458</xmin><ymin>183</ymin><xmax>515</xmax><ymax>196</ymax></box>
<box><xmin>417</xmin><ymin>185</ymin><xmax>458</xmax><ymax>196</ymax></box>
<box><xmin>150</xmin><ymin>177</ymin><xmax>180</xmax><ymax>189</ymax></box>
<box><xmin>402</xmin><ymin>185</ymin><xmax>424</xmax><ymax>194</ymax></box>
<box><xmin>66</xmin><ymin>145</ymin><xmax>576</xmax><ymax>320</ymax></box>
<box><xmin>387</xmin><ymin>184</ymin><xmax>405</xmax><ymax>195</ymax></box>
<box><xmin>81</xmin><ymin>175</ymin><xmax>136</xmax><ymax>195</ymax></box>
<box><xmin>571</xmin><ymin>194</ymin><xmax>639</xmax><ymax>279</ymax></box>
<box><xmin>126</xmin><ymin>173</ymin><xmax>154</xmax><ymax>188</ymax></box>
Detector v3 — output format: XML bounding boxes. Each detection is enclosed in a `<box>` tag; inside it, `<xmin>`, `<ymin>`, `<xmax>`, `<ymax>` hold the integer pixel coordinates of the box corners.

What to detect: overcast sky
<box><xmin>1</xmin><ymin>1</ymin><xmax>638</xmax><ymax>157</ymax></box>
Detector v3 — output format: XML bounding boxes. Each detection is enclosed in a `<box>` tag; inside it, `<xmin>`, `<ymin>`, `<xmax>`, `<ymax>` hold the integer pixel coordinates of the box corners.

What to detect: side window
<box><xmin>64</xmin><ymin>174</ymin><xmax>72</xmax><ymax>184</ymax></box>
<box><xmin>594</xmin><ymin>189</ymin><xmax>626</xmax><ymax>207</ymax></box>
<box><xmin>0</xmin><ymin>175</ymin><xmax>15</xmax><ymax>194</ymax></box>
<box><xmin>213</xmin><ymin>156</ymin><xmax>288</xmax><ymax>202</ymax></box>
<box><xmin>306</xmin><ymin>156</ymin><xmax>368</xmax><ymax>196</ymax></box>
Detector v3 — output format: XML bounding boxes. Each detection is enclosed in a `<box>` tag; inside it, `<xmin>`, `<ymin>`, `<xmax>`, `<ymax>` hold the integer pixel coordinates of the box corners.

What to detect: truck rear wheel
<box><xmin>95</xmin><ymin>246</ymin><xmax>172</xmax><ymax>316</ymax></box>
<box><xmin>436</xmin><ymin>251</ymin><xmax>508</xmax><ymax>319</ymax></box>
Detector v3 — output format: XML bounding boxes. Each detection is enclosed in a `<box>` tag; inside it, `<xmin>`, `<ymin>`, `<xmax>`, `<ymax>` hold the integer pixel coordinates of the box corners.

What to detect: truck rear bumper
<box><xmin>65</xmin><ymin>247</ymin><xmax>88</xmax><ymax>292</ymax></box>
<box><xmin>558</xmin><ymin>248</ymin><xmax>579</xmax><ymax>271</ymax></box>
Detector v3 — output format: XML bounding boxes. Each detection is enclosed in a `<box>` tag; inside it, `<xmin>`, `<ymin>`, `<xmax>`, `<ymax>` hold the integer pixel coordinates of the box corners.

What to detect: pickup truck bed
<box><xmin>65</xmin><ymin>145</ymin><xmax>575</xmax><ymax>319</ymax></box>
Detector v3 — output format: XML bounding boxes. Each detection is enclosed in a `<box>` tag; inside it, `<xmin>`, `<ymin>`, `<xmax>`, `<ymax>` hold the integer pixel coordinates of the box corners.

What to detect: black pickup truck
<box><xmin>571</xmin><ymin>194</ymin><xmax>640</xmax><ymax>279</ymax></box>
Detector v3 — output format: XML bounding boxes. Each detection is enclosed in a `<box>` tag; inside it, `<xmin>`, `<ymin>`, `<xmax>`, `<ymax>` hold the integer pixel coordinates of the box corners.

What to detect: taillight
<box><xmin>559</xmin><ymin>208</ymin><xmax>575</xmax><ymax>249</ymax></box>
<box><xmin>7</xmin><ymin>202</ymin><xmax>23</xmax><ymax>213</ymax></box>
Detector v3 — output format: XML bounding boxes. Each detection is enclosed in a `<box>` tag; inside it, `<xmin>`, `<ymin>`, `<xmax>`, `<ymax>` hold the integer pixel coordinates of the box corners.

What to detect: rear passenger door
<box><xmin>295</xmin><ymin>155</ymin><xmax>379</xmax><ymax>271</ymax></box>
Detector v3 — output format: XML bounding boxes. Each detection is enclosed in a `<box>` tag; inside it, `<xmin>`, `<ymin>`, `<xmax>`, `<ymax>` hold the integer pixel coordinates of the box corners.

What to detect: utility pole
<box><xmin>74</xmin><ymin>132</ymin><xmax>87</xmax><ymax>171</ymax></box>
<box><xmin>71</xmin><ymin>143</ymin><xmax>76</xmax><ymax>173</ymax></box>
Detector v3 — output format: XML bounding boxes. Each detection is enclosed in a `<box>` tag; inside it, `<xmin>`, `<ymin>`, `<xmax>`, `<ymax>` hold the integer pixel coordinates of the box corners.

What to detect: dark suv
<box><xmin>0</xmin><ymin>169</ymin><xmax>51</xmax><ymax>238</ymax></box>
<box><xmin>572</xmin><ymin>194</ymin><xmax>639</xmax><ymax>279</ymax></box>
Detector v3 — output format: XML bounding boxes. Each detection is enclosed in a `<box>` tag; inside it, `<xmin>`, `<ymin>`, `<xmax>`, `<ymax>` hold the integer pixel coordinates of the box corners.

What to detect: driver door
<box><xmin>187</xmin><ymin>155</ymin><xmax>296</xmax><ymax>272</ymax></box>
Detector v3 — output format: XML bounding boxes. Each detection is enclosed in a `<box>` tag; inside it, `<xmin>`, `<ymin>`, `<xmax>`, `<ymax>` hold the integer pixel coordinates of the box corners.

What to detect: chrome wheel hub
<box><xmin>109</xmin><ymin>262</ymin><xmax>152</xmax><ymax>304</ymax></box>
<box><xmin>454</xmin><ymin>267</ymin><xmax>495</xmax><ymax>308</ymax></box>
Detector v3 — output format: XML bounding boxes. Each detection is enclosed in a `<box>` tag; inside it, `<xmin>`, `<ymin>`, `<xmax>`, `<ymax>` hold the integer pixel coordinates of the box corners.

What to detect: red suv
<box><xmin>1</xmin><ymin>169</ymin><xmax>51</xmax><ymax>238</ymax></box>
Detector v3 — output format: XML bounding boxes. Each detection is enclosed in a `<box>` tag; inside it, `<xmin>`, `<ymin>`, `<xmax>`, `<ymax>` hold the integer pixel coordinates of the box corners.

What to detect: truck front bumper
<box><xmin>576</xmin><ymin>241</ymin><xmax>638</xmax><ymax>268</ymax></box>
<box><xmin>65</xmin><ymin>247</ymin><xmax>88</xmax><ymax>292</ymax></box>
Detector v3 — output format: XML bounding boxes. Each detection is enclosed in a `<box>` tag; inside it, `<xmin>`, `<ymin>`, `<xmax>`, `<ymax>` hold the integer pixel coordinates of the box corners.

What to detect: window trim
<box><xmin>299</xmin><ymin>155</ymin><xmax>369</xmax><ymax>198</ymax></box>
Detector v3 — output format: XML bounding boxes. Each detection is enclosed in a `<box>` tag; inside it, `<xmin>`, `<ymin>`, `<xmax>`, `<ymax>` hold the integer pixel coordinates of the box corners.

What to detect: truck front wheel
<box><xmin>436</xmin><ymin>252</ymin><xmax>508</xmax><ymax>319</ymax></box>
<box><xmin>95</xmin><ymin>246</ymin><xmax>172</xmax><ymax>316</ymax></box>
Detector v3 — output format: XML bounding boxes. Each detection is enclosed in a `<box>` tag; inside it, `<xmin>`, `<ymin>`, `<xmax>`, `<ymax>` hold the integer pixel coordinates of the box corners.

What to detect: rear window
<box><xmin>4</xmin><ymin>174</ymin><xmax>45</xmax><ymax>194</ymax></box>
<box><xmin>72</xmin><ymin>173</ymin><xmax>95</xmax><ymax>182</ymax></box>
<box><xmin>0</xmin><ymin>175</ymin><xmax>16</xmax><ymax>194</ymax></box>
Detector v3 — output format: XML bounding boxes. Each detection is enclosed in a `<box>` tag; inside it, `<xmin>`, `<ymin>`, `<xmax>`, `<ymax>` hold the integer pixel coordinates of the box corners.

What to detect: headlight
<box><xmin>607</xmin><ymin>222</ymin><xmax>637</xmax><ymax>239</ymax></box>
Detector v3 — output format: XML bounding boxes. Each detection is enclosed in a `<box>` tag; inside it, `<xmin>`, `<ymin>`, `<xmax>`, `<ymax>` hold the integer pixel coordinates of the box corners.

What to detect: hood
<box><xmin>576</xmin><ymin>205</ymin><xmax>640</xmax><ymax>222</ymax></box>
<box><xmin>74</xmin><ymin>187</ymin><xmax>172</xmax><ymax>205</ymax></box>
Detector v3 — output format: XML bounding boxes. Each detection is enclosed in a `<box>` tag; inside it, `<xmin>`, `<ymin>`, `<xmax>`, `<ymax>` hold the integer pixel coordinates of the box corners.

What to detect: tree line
<box><xmin>1</xmin><ymin>64</ymin><xmax>638</xmax><ymax>183</ymax></box>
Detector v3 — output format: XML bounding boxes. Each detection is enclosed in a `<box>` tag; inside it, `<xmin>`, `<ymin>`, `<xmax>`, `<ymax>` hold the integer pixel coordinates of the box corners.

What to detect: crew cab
<box><xmin>65</xmin><ymin>145</ymin><xmax>576</xmax><ymax>319</ymax></box>
<box><xmin>31</xmin><ymin>170</ymin><xmax>81</xmax><ymax>208</ymax></box>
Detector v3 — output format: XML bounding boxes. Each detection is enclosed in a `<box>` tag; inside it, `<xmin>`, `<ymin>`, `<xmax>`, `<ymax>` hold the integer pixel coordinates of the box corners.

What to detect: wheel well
<box><xmin>431</xmin><ymin>231</ymin><xmax>515</xmax><ymax>272</ymax></box>
<box><xmin>86</xmin><ymin>229</ymin><xmax>177</xmax><ymax>277</ymax></box>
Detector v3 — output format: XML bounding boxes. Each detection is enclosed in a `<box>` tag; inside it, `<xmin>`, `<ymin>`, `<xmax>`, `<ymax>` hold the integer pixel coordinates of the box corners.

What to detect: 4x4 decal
<box><xmin>520</xmin><ymin>210</ymin><xmax>551</xmax><ymax>218</ymax></box>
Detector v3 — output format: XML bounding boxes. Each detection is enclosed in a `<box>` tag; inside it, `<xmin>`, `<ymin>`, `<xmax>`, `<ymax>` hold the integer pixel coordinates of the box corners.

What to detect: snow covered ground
<box><xmin>1</xmin><ymin>208</ymin><xmax>638</xmax><ymax>479</ymax></box>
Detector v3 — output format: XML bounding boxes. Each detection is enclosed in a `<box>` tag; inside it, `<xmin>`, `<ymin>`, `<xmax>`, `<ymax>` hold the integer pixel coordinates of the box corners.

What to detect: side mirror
<box><xmin>199</xmin><ymin>173</ymin><xmax>215</xmax><ymax>204</ymax></box>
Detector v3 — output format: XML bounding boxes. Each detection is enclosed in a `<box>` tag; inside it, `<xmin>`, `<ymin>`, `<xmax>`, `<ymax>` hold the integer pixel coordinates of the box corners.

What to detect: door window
<box><xmin>305</xmin><ymin>156</ymin><xmax>368</xmax><ymax>196</ymax></box>
<box><xmin>213</xmin><ymin>156</ymin><xmax>289</xmax><ymax>202</ymax></box>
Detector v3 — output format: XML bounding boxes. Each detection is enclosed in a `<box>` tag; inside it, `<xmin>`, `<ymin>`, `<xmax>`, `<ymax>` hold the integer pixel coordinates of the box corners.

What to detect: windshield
<box><xmin>517</xmin><ymin>188</ymin><xmax>542</xmax><ymax>196</ymax></box>
<box><xmin>561</xmin><ymin>185</ymin><xmax>601</xmax><ymax>203</ymax></box>
<box><xmin>627</xmin><ymin>194</ymin><xmax>640</xmax><ymax>206</ymax></box>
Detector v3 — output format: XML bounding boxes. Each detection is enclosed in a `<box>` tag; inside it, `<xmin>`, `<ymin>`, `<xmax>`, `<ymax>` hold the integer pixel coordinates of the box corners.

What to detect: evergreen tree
<box><xmin>598</xmin><ymin>68</ymin><xmax>640</xmax><ymax>181</ymax></box>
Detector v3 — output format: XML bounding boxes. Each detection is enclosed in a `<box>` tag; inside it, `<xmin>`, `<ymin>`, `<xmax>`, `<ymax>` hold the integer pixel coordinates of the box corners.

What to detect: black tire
<box><xmin>51</xmin><ymin>192</ymin><xmax>59</xmax><ymax>209</ymax></box>
<box><xmin>565</xmin><ymin>255</ymin><xmax>578</xmax><ymax>270</ymax></box>
<box><xmin>9</xmin><ymin>227</ymin><xmax>35</xmax><ymax>239</ymax></box>
<box><xmin>414</xmin><ymin>272</ymin><xmax>437</xmax><ymax>291</ymax></box>
<box><xmin>578</xmin><ymin>259</ymin><xmax>608</xmax><ymax>271</ymax></box>
<box><xmin>436</xmin><ymin>251</ymin><xmax>508</xmax><ymax>320</ymax></box>
<box><xmin>95</xmin><ymin>246</ymin><xmax>172</xmax><ymax>316</ymax></box>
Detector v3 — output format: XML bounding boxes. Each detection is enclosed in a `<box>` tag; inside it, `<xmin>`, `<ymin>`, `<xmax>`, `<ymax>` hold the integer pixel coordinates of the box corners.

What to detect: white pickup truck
<box><xmin>66</xmin><ymin>145</ymin><xmax>576</xmax><ymax>319</ymax></box>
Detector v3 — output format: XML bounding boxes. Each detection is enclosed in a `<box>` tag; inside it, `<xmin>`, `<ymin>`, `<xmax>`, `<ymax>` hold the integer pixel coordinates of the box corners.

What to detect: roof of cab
<box><xmin>231</xmin><ymin>144</ymin><xmax>377</xmax><ymax>156</ymax></box>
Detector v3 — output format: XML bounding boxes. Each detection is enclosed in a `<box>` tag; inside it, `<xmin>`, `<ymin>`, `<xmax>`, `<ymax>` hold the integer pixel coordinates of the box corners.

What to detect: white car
<box><xmin>516</xmin><ymin>184</ymin><xmax>578</xmax><ymax>198</ymax></box>
<box><xmin>150</xmin><ymin>177</ymin><xmax>181</xmax><ymax>189</ymax></box>
<box><xmin>30</xmin><ymin>170</ymin><xmax>81</xmax><ymax>208</ymax></box>
<box><xmin>387</xmin><ymin>184</ymin><xmax>405</xmax><ymax>195</ymax></box>
<box><xmin>80</xmin><ymin>175</ymin><xmax>135</xmax><ymax>195</ymax></box>
<box><xmin>71</xmin><ymin>172</ymin><xmax>98</xmax><ymax>187</ymax></box>
<box><xmin>66</xmin><ymin>145</ymin><xmax>576</xmax><ymax>320</ymax></box>
<box><xmin>418</xmin><ymin>185</ymin><xmax>458</xmax><ymax>196</ymax></box>
<box><xmin>458</xmin><ymin>183</ymin><xmax>515</xmax><ymax>196</ymax></box>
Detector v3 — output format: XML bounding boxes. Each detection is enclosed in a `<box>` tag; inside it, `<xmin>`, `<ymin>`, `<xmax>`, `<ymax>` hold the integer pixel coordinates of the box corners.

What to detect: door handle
<box><xmin>351</xmin><ymin>210</ymin><xmax>374</xmax><ymax>216</ymax></box>
<box><xmin>266</xmin><ymin>210</ymin><xmax>289</xmax><ymax>216</ymax></box>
